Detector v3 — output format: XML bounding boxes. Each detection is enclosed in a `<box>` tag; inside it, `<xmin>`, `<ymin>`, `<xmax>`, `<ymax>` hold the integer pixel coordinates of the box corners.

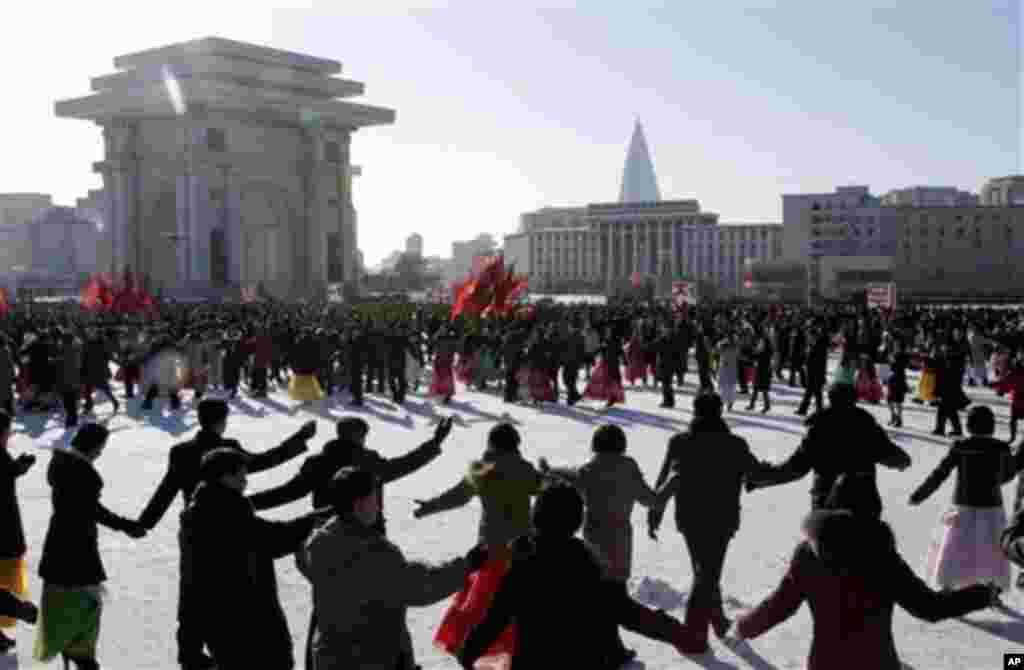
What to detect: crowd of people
<box><xmin>0</xmin><ymin>297</ymin><xmax>1023</xmax><ymax>669</ymax></box>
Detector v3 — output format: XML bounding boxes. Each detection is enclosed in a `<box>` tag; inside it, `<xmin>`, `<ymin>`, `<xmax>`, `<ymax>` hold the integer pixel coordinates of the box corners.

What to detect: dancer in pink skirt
<box><xmin>909</xmin><ymin>406</ymin><xmax>1013</xmax><ymax>591</ymax></box>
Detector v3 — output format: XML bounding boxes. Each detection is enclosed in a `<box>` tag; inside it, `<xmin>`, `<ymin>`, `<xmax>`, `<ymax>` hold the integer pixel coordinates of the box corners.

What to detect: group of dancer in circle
<box><xmin>0</xmin><ymin>297</ymin><xmax>1022</xmax><ymax>669</ymax></box>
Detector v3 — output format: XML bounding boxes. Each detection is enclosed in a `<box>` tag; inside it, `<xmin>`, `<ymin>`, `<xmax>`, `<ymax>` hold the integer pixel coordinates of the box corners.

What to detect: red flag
<box><xmin>450</xmin><ymin>279</ymin><xmax>477</xmax><ymax>320</ymax></box>
<box><xmin>631</xmin><ymin>271</ymin><xmax>642</xmax><ymax>288</ymax></box>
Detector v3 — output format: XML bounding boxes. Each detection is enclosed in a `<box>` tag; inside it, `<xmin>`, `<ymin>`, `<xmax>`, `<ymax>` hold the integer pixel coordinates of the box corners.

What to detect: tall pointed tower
<box><xmin>619</xmin><ymin>120</ymin><xmax>661</xmax><ymax>203</ymax></box>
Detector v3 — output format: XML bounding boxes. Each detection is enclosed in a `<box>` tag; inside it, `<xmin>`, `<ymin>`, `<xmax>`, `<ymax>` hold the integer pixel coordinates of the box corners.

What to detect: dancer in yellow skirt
<box><xmin>288</xmin><ymin>332</ymin><xmax>325</xmax><ymax>403</ymax></box>
<box><xmin>0</xmin><ymin>409</ymin><xmax>35</xmax><ymax>653</ymax></box>
<box><xmin>916</xmin><ymin>346</ymin><xmax>939</xmax><ymax>404</ymax></box>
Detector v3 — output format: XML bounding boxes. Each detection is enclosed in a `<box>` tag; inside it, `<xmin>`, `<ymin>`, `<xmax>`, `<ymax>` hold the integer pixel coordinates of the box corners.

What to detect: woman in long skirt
<box><xmin>35</xmin><ymin>424</ymin><xmax>144</xmax><ymax>669</ymax></box>
<box><xmin>287</xmin><ymin>333</ymin><xmax>325</xmax><ymax>404</ymax></box>
<box><xmin>0</xmin><ymin>410</ymin><xmax>34</xmax><ymax>653</ymax></box>
<box><xmin>716</xmin><ymin>334</ymin><xmax>740</xmax><ymax>412</ymax></box>
<box><xmin>916</xmin><ymin>346</ymin><xmax>940</xmax><ymax>405</ymax></box>
<box><xmin>910</xmin><ymin>406</ymin><xmax>1012</xmax><ymax>591</ymax></box>
<box><xmin>414</xmin><ymin>424</ymin><xmax>542</xmax><ymax>667</ymax></box>
<box><xmin>430</xmin><ymin>329</ymin><xmax>458</xmax><ymax>404</ymax></box>
<box><xmin>855</xmin><ymin>354</ymin><xmax>883</xmax><ymax>404</ymax></box>
<box><xmin>524</xmin><ymin>337</ymin><xmax>555</xmax><ymax>404</ymax></box>
<box><xmin>625</xmin><ymin>330</ymin><xmax>648</xmax><ymax>388</ymax></box>
<box><xmin>585</xmin><ymin>331</ymin><xmax>626</xmax><ymax>408</ymax></box>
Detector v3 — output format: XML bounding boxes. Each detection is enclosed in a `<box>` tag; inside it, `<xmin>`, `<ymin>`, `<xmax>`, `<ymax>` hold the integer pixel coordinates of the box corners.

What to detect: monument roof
<box><xmin>619</xmin><ymin>120</ymin><xmax>661</xmax><ymax>204</ymax></box>
<box><xmin>56</xmin><ymin>37</ymin><xmax>395</xmax><ymax>130</ymax></box>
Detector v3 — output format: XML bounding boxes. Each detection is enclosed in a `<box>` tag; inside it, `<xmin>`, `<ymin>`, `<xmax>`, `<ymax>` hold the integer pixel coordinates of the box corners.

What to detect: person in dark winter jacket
<box><xmin>909</xmin><ymin>406</ymin><xmax>1014</xmax><ymax>590</ymax></box>
<box><xmin>81</xmin><ymin>330</ymin><xmax>118</xmax><ymax>415</ymax></box>
<box><xmin>297</xmin><ymin>465</ymin><xmax>484</xmax><ymax>670</ymax></box>
<box><xmin>137</xmin><ymin>399</ymin><xmax>315</xmax><ymax>670</ymax></box>
<box><xmin>933</xmin><ymin>344</ymin><xmax>968</xmax><ymax>437</ymax></box>
<box><xmin>459</xmin><ymin>480</ymin><xmax>696</xmax><ymax>670</ymax></box>
<box><xmin>649</xmin><ymin>392</ymin><xmax>778</xmax><ymax>653</ymax></box>
<box><xmin>724</xmin><ymin>509</ymin><xmax>998</xmax><ymax>670</ymax></box>
<box><xmin>747</xmin><ymin>383</ymin><xmax>912</xmax><ymax>509</ymax></box>
<box><xmin>796</xmin><ymin>328</ymin><xmax>829</xmax><ymax>415</ymax></box>
<box><xmin>248</xmin><ymin>414</ymin><xmax>453</xmax><ymax>670</ymax></box>
<box><xmin>0</xmin><ymin>336</ymin><xmax>15</xmax><ymax>416</ymax></box>
<box><xmin>182</xmin><ymin>448</ymin><xmax>331</xmax><ymax>670</ymax></box>
<box><xmin>0</xmin><ymin>410</ymin><xmax>34</xmax><ymax>651</ymax></box>
<box><xmin>745</xmin><ymin>334</ymin><xmax>773</xmax><ymax>413</ymax></box>
<box><xmin>35</xmin><ymin>424</ymin><xmax>146</xmax><ymax>669</ymax></box>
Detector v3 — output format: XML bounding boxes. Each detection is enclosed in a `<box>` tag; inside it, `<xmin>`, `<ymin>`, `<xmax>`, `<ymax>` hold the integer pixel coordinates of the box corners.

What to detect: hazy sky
<box><xmin>1</xmin><ymin>1</ymin><xmax>1019</xmax><ymax>267</ymax></box>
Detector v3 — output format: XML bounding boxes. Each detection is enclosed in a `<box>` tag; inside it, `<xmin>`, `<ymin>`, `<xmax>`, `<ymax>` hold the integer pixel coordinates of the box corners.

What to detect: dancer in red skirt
<box><xmin>625</xmin><ymin>329</ymin><xmax>648</xmax><ymax>388</ymax></box>
<box><xmin>413</xmin><ymin>424</ymin><xmax>542</xmax><ymax>667</ymax></box>
<box><xmin>585</xmin><ymin>329</ymin><xmax>626</xmax><ymax>409</ymax></box>
<box><xmin>430</xmin><ymin>329</ymin><xmax>458</xmax><ymax>405</ymax></box>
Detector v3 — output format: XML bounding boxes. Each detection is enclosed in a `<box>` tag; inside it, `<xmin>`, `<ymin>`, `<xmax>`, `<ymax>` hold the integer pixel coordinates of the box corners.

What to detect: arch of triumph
<box><xmin>56</xmin><ymin>37</ymin><xmax>395</xmax><ymax>299</ymax></box>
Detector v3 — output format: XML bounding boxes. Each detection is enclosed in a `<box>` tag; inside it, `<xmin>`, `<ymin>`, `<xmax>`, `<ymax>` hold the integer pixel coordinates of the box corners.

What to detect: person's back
<box><xmin>467</xmin><ymin>449</ymin><xmax>541</xmax><ymax>547</ymax></box>
<box><xmin>503</xmin><ymin>535</ymin><xmax>610</xmax><ymax>667</ymax></box>
<box><xmin>735</xmin><ymin>511</ymin><xmax>993</xmax><ymax>670</ymax></box>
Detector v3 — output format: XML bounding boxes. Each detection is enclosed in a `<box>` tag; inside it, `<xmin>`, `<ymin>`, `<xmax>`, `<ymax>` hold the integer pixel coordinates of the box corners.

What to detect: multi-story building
<box><xmin>783</xmin><ymin>183</ymin><xmax>1024</xmax><ymax>300</ymax></box>
<box><xmin>405</xmin><ymin>233</ymin><xmax>423</xmax><ymax>257</ymax></box>
<box><xmin>980</xmin><ymin>176</ymin><xmax>1024</xmax><ymax>207</ymax></box>
<box><xmin>881</xmin><ymin>186</ymin><xmax>978</xmax><ymax>207</ymax></box>
<box><xmin>0</xmin><ymin>194</ymin><xmax>53</xmax><ymax>277</ymax></box>
<box><xmin>519</xmin><ymin>200</ymin><xmax>782</xmax><ymax>296</ymax></box>
<box><xmin>891</xmin><ymin>205</ymin><xmax>1024</xmax><ymax>298</ymax></box>
<box><xmin>782</xmin><ymin>186</ymin><xmax>899</xmax><ymax>299</ymax></box>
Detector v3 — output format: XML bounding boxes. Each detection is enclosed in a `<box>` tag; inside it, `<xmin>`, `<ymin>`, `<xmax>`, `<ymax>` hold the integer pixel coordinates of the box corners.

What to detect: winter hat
<box><xmin>488</xmin><ymin>423</ymin><xmax>521</xmax><ymax>454</ymax></box>
<box><xmin>71</xmin><ymin>423</ymin><xmax>109</xmax><ymax>454</ymax></box>
<box><xmin>693</xmin><ymin>392</ymin><xmax>724</xmax><ymax>419</ymax></box>
<box><xmin>199</xmin><ymin>448</ymin><xmax>249</xmax><ymax>483</ymax></box>
<box><xmin>591</xmin><ymin>424</ymin><xmax>626</xmax><ymax>454</ymax></box>
<box><xmin>197</xmin><ymin>399</ymin><xmax>229</xmax><ymax>429</ymax></box>
<box><xmin>336</xmin><ymin>417</ymin><xmax>370</xmax><ymax>442</ymax></box>
<box><xmin>328</xmin><ymin>466</ymin><xmax>378</xmax><ymax>514</ymax></box>
<box><xmin>827</xmin><ymin>383</ymin><xmax>857</xmax><ymax>407</ymax></box>
<box><xmin>532</xmin><ymin>480</ymin><xmax>583</xmax><ymax>538</ymax></box>
<box><xmin>966</xmin><ymin>406</ymin><xmax>995</xmax><ymax>436</ymax></box>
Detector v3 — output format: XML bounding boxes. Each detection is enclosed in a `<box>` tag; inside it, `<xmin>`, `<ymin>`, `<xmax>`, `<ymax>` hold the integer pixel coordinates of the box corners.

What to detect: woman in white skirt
<box><xmin>909</xmin><ymin>405</ymin><xmax>1014</xmax><ymax>591</ymax></box>
<box><xmin>716</xmin><ymin>332</ymin><xmax>740</xmax><ymax>412</ymax></box>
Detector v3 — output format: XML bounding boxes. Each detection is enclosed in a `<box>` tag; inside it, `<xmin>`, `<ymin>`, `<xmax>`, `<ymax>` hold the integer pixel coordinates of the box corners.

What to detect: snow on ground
<box><xmin>6</xmin><ymin>362</ymin><xmax>1021</xmax><ymax>669</ymax></box>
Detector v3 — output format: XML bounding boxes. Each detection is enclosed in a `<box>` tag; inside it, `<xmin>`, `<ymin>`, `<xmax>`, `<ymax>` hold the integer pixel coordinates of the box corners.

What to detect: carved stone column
<box><xmin>99</xmin><ymin>121</ymin><xmax>139</xmax><ymax>274</ymax></box>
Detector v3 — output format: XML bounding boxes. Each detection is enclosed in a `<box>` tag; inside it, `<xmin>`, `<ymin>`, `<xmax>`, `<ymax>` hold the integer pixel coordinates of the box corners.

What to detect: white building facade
<box><xmin>518</xmin><ymin>200</ymin><xmax>782</xmax><ymax>296</ymax></box>
<box><xmin>881</xmin><ymin>186</ymin><xmax>978</xmax><ymax>207</ymax></box>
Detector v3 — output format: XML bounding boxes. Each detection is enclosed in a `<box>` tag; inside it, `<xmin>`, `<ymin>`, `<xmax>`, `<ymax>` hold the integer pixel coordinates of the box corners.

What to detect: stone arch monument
<box><xmin>55</xmin><ymin>36</ymin><xmax>395</xmax><ymax>300</ymax></box>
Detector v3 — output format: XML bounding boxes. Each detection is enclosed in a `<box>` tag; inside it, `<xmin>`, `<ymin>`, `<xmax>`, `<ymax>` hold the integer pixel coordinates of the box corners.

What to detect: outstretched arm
<box><xmin>246</xmin><ymin>422</ymin><xmax>314</xmax><ymax>474</ymax></box>
<box><xmin>248</xmin><ymin>462</ymin><xmax>316</xmax><ymax>511</ymax></box>
<box><xmin>908</xmin><ymin>452</ymin><xmax>955</xmax><ymax>505</ymax></box>
<box><xmin>746</xmin><ymin>436</ymin><xmax>816</xmax><ymax>491</ymax></box>
<box><xmin>377</xmin><ymin>417</ymin><xmax>454</xmax><ymax>483</ymax></box>
<box><xmin>413</xmin><ymin>479</ymin><xmax>474</xmax><ymax>519</ymax></box>
<box><xmin>138</xmin><ymin>457</ymin><xmax>180</xmax><ymax>530</ymax></box>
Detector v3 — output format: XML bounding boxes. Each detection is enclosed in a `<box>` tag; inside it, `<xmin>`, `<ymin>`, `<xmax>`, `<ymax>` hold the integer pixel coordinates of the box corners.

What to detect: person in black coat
<box><xmin>347</xmin><ymin>326</ymin><xmax>370</xmax><ymax>407</ymax></box>
<box><xmin>136</xmin><ymin>399</ymin><xmax>315</xmax><ymax>670</ymax></box>
<box><xmin>796</xmin><ymin>327</ymin><xmax>829</xmax><ymax>416</ymax></box>
<box><xmin>0</xmin><ymin>410</ymin><xmax>34</xmax><ymax>652</ymax></box>
<box><xmin>788</xmin><ymin>327</ymin><xmax>807</xmax><ymax>388</ymax></box>
<box><xmin>386</xmin><ymin>327</ymin><xmax>414</xmax><ymax>404</ymax></box>
<box><xmin>37</xmin><ymin>424</ymin><xmax>146</xmax><ymax>670</ymax></box>
<box><xmin>461</xmin><ymin>480</ymin><xmax>695</xmax><ymax>670</ymax></box>
<box><xmin>653</xmin><ymin>325</ymin><xmax>677</xmax><ymax>408</ymax></box>
<box><xmin>183</xmin><ymin>448</ymin><xmax>331</xmax><ymax>670</ymax></box>
<box><xmin>745</xmin><ymin>335</ymin><xmax>774</xmax><ymax>413</ymax></box>
<box><xmin>249</xmin><ymin>414</ymin><xmax>453</xmax><ymax>669</ymax></box>
<box><xmin>560</xmin><ymin>324</ymin><xmax>586</xmax><ymax>406</ymax></box>
<box><xmin>933</xmin><ymin>344</ymin><xmax>967</xmax><ymax>437</ymax></box>
<box><xmin>502</xmin><ymin>329</ymin><xmax>526</xmax><ymax>403</ymax></box>
<box><xmin>747</xmin><ymin>384</ymin><xmax>912</xmax><ymax>510</ymax></box>
<box><xmin>649</xmin><ymin>393</ymin><xmax>777</xmax><ymax>652</ymax></box>
<box><xmin>81</xmin><ymin>330</ymin><xmax>118</xmax><ymax>415</ymax></box>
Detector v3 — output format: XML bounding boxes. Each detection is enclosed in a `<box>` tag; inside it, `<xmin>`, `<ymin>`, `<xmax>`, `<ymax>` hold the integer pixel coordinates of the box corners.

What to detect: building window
<box><xmin>207</xmin><ymin>128</ymin><xmax>226</xmax><ymax>152</ymax></box>
<box><xmin>327</xmin><ymin>232</ymin><xmax>343</xmax><ymax>282</ymax></box>
<box><xmin>209</xmin><ymin>188</ymin><xmax>225</xmax><ymax>203</ymax></box>
<box><xmin>328</xmin><ymin>198</ymin><xmax>339</xmax><ymax>208</ymax></box>
<box><xmin>324</xmin><ymin>141</ymin><xmax>341</xmax><ymax>163</ymax></box>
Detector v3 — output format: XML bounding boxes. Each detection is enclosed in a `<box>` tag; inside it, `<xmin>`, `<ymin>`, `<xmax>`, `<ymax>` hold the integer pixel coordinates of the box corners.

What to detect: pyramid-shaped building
<box><xmin>619</xmin><ymin>120</ymin><xmax>661</xmax><ymax>203</ymax></box>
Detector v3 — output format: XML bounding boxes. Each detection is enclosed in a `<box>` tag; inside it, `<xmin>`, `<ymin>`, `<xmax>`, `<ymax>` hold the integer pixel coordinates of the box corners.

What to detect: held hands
<box><xmin>16</xmin><ymin>598</ymin><xmax>38</xmax><ymax>625</ymax></box>
<box><xmin>124</xmin><ymin>520</ymin><xmax>148</xmax><ymax>539</ymax></box>
<box><xmin>433</xmin><ymin>416</ymin><xmax>455</xmax><ymax>445</ymax></box>
<box><xmin>720</xmin><ymin>623</ymin><xmax>746</xmax><ymax>650</ymax></box>
<box><xmin>538</xmin><ymin>457</ymin><xmax>551</xmax><ymax>473</ymax></box>
<box><xmin>412</xmin><ymin>500</ymin><xmax>430</xmax><ymax>519</ymax></box>
<box><xmin>297</xmin><ymin>420</ymin><xmax>317</xmax><ymax>442</ymax></box>
<box><xmin>465</xmin><ymin>544</ymin><xmax>489</xmax><ymax>572</ymax></box>
<box><xmin>14</xmin><ymin>453</ymin><xmax>36</xmax><ymax>475</ymax></box>
<box><xmin>908</xmin><ymin>493</ymin><xmax>923</xmax><ymax>506</ymax></box>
